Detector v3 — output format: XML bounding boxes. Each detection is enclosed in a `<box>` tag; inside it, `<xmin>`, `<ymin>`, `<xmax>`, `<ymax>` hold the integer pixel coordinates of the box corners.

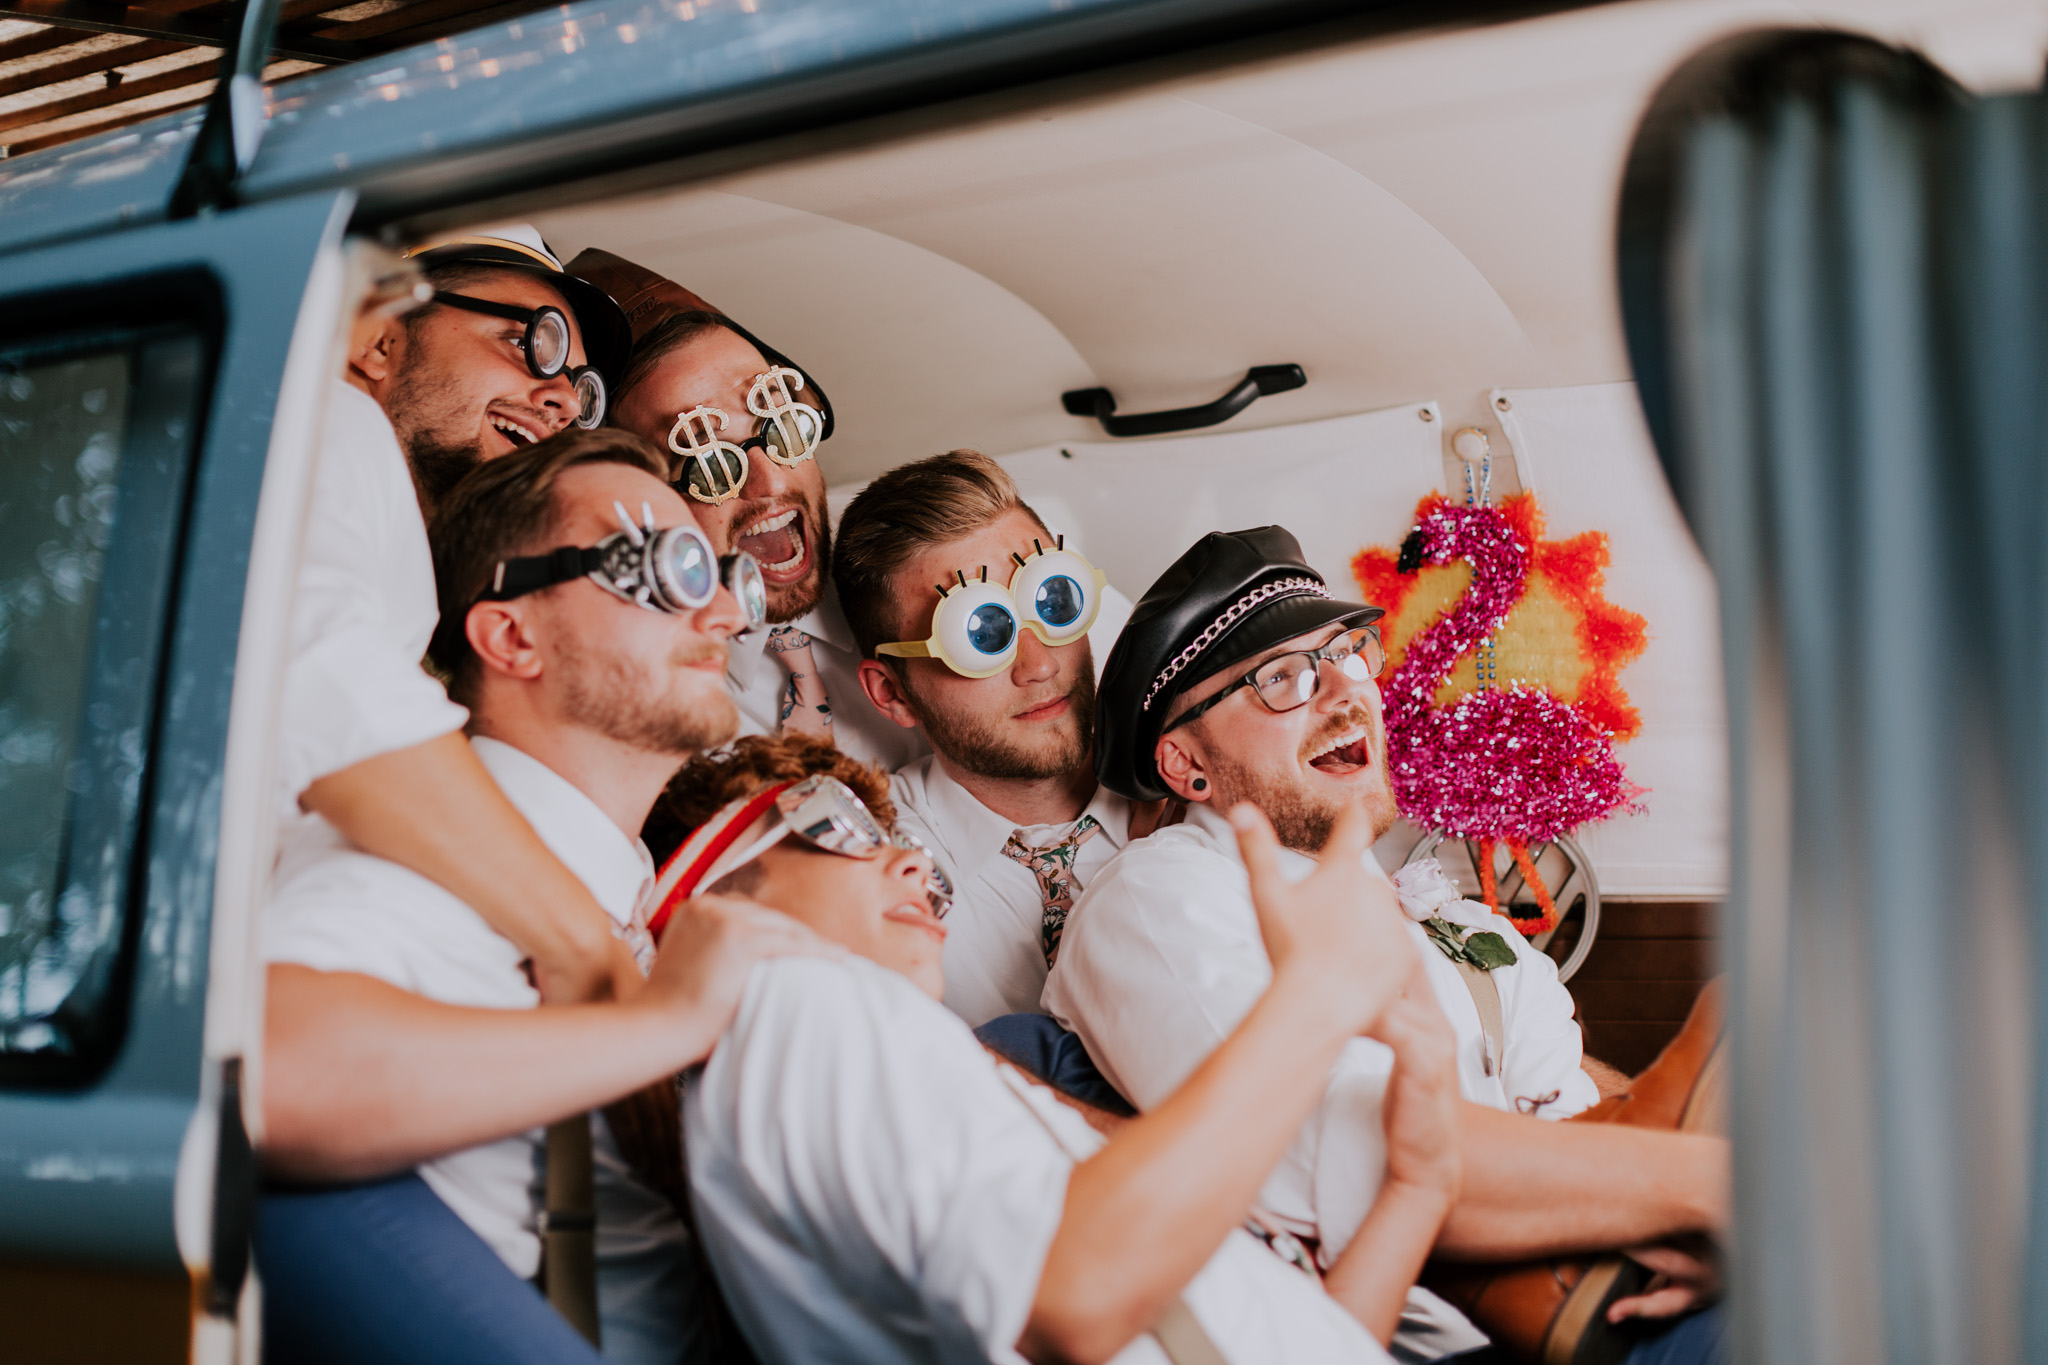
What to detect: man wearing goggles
<box><xmin>571</xmin><ymin>250</ymin><xmax>929</xmax><ymax>770</ymax></box>
<box><xmin>649</xmin><ymin>733</ymin><xmax>1471</xmax><ymax>1365</ymax></box>
<box><xmin>1043</xmin><ymin>527</ymin><xmax>1727</xmax><ymax>1365</ymax></box>
<box><xmin>261</xmin><ymin>431</ymin><xmax>832</xmax><ymax>1363</ymax></box>
<box><xmin>287</xmin><ymin>223</ymin><xmax>645</xmax><ymax>1024</ymax></box>
<box><xmin>831</xmin><ymin>451</ymin><xmax>1140</xmax><ymax>1038</ymax></box>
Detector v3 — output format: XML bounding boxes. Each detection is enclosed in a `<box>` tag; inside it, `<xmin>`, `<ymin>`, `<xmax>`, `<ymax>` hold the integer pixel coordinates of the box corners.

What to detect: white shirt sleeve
<box><xmin>687</xmin><ymin>958</ymin><xmax>1073</xmax><ymax>1364</ymax></box>
<box><xmin>1491</xmin><ymin>915</ymin><xmax>1601</xmax><ymax>1118</ymax></box>
<box><xmin>1042</xmin><ymin>837</ymin><xmax>1273</xmax><ymax>1112</ymax></box>
<box><xmin>276</xmin><ymin>382</ymin><xmax>468</xmax><ymax>808</ymax></box>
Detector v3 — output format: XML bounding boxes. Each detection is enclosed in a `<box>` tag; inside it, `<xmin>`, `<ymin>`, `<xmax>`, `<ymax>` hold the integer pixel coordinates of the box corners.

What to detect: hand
<box><xmin>532</xmin><ymin>933</ymin><xmax>644</xmax><ymax>1005</ymax></box>
<box><xmin>638</xmin><ymin>893</ymin><xmax>845</xmax><ymax>1063</ymax></box>
<box><xmin>1372</xmin><ymin>964</ymin><xmax>1462</xmax><ymax>1204</ymax></box>
<box><xmin>1231</xmin><ymin>800</ymin><xmax>1416</xmax><ymax>1037</ymax></box>
<box><xmin>1608</xmin><ymin>1237</ymin><xmax>1722</xmax><ymax>1322</ymax></box>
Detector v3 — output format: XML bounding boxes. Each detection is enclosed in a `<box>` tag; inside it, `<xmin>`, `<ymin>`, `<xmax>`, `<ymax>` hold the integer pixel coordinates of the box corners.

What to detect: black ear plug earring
<box><xmin>1191</xmin><ymin>777</ymin><xmax>1208</xmax><ymax>793</ymax></box>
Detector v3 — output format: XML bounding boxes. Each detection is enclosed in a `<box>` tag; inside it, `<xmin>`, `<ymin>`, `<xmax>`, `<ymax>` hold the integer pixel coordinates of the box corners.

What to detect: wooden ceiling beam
<box><xmin>0</xmin><ymin>55</ymin><xmax>208</xmax><ymax>131</ymax></box>
<box><xmin>0</xmin><ymin>1</ymin><xmax>368</xmax><ymax>62</ymax></box>
<box><xmin>0</xmin><ymin>36</ymin><xmax>179</xmax><ymax>98</ymax></box>
<box><xmin>2</xmin><ymin>81</ymin><xmax>200</xmax><ymax>150</ymax></box>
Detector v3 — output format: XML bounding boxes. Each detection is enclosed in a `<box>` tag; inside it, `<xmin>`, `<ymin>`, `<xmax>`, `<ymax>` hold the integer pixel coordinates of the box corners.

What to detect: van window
<box><xmin>0</xmin><ymin>325</ymin><xmax>204</xmax><ymax>1074</ymax></box>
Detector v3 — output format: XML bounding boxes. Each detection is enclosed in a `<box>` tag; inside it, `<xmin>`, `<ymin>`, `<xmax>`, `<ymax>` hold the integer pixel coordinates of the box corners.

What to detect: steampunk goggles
<box><xmin>477</xmin><ymin>499</ymin><xmax>766</xmax><ymax>631</ymax></box>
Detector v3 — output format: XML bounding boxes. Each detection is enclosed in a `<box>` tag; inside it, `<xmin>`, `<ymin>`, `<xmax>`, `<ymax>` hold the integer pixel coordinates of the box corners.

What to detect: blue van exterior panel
<box><xmin>0</xmin><ymin>192</ymin><xmax>349</xmax><ymax>1270</ymax></box>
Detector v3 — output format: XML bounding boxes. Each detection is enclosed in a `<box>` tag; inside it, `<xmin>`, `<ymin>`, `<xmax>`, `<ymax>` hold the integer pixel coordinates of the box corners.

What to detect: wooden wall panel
<box><xmin>1565</xmin><ymin>900</ymin><xmax>1718</xmax><ymax>1076</ymax></box>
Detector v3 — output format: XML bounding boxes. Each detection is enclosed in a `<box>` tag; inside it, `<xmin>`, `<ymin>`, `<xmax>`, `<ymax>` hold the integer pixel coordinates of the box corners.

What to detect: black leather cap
<box><xmin>1095</xmin><ymin>526</ymin><xmax>1384</xmax><ymax>802</ymax></box>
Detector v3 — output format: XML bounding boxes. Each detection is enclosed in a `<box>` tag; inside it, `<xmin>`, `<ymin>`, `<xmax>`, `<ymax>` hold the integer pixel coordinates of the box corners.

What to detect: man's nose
<box><xmin>740</xmin><ymin>444</ymin><xmax>802</xmax><ymax>502</ymax></box>
<box><xmin>1315</xmin><ymin>654</ymin><xmax>1375</xmax><ymax>712</ymax></box>
<box><xmin>1011</xmin><ymin>629</ymin><xmax>1058</xmax><ymax>686</ymax></box>
<box><xmin>532</xmin><ymin>371</ymin><xmax>581</xmax><ymax>430</ymax></box>
<box><xmin>693</xmin><ymin>583</ymin><xmax>749</xmax><ymax>640</ymax></box>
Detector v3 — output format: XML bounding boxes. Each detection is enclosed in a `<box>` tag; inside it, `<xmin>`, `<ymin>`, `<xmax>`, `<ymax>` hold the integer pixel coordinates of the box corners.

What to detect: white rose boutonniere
<box><xmin>1393</xmin><ymin>858</ymin><xmax>1518</xmax><ymax>972</ymax></box>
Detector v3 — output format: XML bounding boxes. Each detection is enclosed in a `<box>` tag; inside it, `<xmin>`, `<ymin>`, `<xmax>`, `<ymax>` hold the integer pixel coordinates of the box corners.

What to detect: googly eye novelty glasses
<box><xmin>666</xmin><ymin>365</ymin><xmax>826</xmax><ymax>505</ymax></box>
<box><xmin>876</xmin><ymin>538</ymin><xmax>1107</xmax><ymax>679</ymax></box>
<box><xmin>725</xmin><ymin>776</ymin><xmax>954</xmax><ymax>919</ymax></box>
<box><xmin>475</xmin><ymin>499</ymin><xmax>767</xmax><ymax>632</ymax></box>
<box><xmin>434</xmin><ymin>292</ymin><xmax>608</xmax><ymax>429</ymax></box>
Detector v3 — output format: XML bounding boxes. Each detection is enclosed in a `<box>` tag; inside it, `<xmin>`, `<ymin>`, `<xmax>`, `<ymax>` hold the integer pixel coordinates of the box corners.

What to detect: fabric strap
<box><xmin>541</xmin><ymin>1116</ymin><xmax>600</xmax><ymax>1345</ymax></box>
<box><xmin>1152</xmin><ymin>1298</ymin><xmax>1232</xmax><ymax>1365</ymax></box>
<box><xmin>766</xmin><ymin>625</ymin><xmax>833</xmax><ymax>738</ymax></box>
<box><xmin>1001</xmin><ymin>815</ymin><xmax>1102</xmax><ymax>966</ymax></box>
<box><xmin>1452</xmin><ymin>960</ymin><xmax>1505</xmax><ymax>1078</ymax></box>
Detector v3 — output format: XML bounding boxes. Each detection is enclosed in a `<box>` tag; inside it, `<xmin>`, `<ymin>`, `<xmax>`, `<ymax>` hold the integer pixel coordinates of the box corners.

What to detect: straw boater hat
<box><xmin>565</xmin><ymin>248</ymin><xmax>835</xmax><ymax>440</ymax></box>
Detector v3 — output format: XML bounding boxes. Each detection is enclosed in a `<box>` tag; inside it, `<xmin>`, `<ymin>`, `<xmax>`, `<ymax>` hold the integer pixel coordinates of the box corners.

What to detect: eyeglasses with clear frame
<box><xmin>767</xmin><ymin>775</ymin><xmax>954</xmax><ymax>920</ymax></box>
<box><xmin>1162</xmin><ymin>624</ymin><xmax>1384</xmax><ymax>734</ymax></box>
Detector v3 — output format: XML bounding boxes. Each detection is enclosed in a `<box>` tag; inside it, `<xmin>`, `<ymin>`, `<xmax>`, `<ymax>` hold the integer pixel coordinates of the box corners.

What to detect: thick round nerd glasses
<box><xmin>476</xmin><ymin>499</ymin><xmax>767</xmax><ymax>632</ymax></box>
<box><xmin>877</xmin><ymin>538</ymin><xmax>1107</xmax><ymax>679</ymax></box>
<box><xmin>667</xmin><ymin>365</ymin><xmax>826</xmax><ymax>505</ymax></box>
<box><xmin>727</xmin><ymin>776</ymin><xmax>954</xmax><ymax>920</ymax></box>
<box><xmin>434</xmin><ymin>291</ymin><xmax>608</xmax><ymax>429</ymax></box>
<box><xmin>1163</xmin><ymin>625</ymin><xmax>1385</xmax><ymax>733</ymax></box>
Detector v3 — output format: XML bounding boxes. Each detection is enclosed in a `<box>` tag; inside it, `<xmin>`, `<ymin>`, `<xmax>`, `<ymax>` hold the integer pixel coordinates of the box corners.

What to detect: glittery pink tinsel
<box><xmin>1383</xmin><ymin>502</ymin><xmax>1640</xmax><ymax>843</ymax></box>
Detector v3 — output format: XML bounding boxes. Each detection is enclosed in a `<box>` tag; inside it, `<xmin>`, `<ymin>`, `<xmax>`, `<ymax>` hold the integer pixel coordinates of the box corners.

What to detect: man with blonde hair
<box><xmin>833</xmin><ymin>450</ymin><xmax>1135</xmax><ymax>1044</ymax></box>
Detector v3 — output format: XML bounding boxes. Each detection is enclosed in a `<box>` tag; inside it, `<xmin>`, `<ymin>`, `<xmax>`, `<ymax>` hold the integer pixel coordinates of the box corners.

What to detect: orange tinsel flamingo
<box><xmin>1375</xmin><ymin>497</ymin><xmax>1639</xmax><ymax>934</ymax></box>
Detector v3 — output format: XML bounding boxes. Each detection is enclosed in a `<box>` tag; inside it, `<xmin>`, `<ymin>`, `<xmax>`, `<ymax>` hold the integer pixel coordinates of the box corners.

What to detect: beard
<box><xmin>902</xmin><ymin>661</ymin><xmax>1097</xmax><ymax>782</ymax></box>
<box><xmin>407</xmin><ymin>441</ymin><xmax>484</xmax><ymax>511</ymax></box>
<box><xmin>558</xmin><ymin>637</ymin><xmax>739</xmax><ymax>755</ymax></box>
<box><xmin>1204</xmin><ymin>705</ymin><xmax>1397</xmax><ymax>853</ymax></box>
<box><xmin>383</xmin><ymin>364</ymin><xmax>486</xmax><ymax>512</ymax></box>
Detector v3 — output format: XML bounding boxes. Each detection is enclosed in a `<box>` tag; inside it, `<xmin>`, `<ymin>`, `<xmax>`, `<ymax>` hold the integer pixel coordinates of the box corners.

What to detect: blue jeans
<box><xmin>975</xmin><ymin>1012</ymin><xmax>1134</xmax><ymax>1116</ymax></box>
<box><xmin>256</xmin><ymin>1171</ymin><xmax>604</xmax><ymax>1365</ymax></box>
<box><xmin>1438</xmin><ymin>1305</ymin><xmax>1725</xmax><ymax>1365</ymax></box>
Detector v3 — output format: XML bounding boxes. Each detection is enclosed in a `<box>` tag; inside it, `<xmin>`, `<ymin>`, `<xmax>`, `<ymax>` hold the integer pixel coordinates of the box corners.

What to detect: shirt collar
<box><xmin>919</xmin><ymin>756</ymin><xmax>1132</xmax><ymax>885</ymax></box>
<box><xmin>470</xmin><ymin>736</ymin><xmax>655</xmax><ymax>924</ymax></box>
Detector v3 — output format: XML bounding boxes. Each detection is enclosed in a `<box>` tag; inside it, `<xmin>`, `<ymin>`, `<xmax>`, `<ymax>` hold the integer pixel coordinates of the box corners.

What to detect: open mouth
<box><xmin>737</xmin><ymin>507</ymin><xmax>808</xmax><ymax>581</ymax></box>
<box><xmin>488</xmin><ymin>412</ymin><xmax>543</xmax><ymax>449</ymax></box>
<box><xmin>1306</xmin><ymin>727</ymin><xmax>1373</xmax><ymax>776</ymax></box>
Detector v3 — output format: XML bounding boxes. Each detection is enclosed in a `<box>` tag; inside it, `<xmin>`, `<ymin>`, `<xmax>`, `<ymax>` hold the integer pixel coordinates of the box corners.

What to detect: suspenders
<box><xmin>541</xmin><ymin>1117</ymin><xmax>601</xmax><ymax>1346</ymax></box>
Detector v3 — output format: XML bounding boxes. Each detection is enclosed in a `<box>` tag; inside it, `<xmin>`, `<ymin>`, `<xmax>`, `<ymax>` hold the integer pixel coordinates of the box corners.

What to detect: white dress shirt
<box><xmin>1043</xmin><ymin>801</ymin><xmax>1598</xmax><ymax>1361</ymax></box>
<box><xmin>276</xmin><ymin>380</ymin><xmax>469</xmax><ymax>811</ymax></box>
<box><xmin>685</xmin><ymin>954</ymin><xmax>1389</xmax><ymax>1365</ymax></box>
<box><xmin>263</xmin><ymin>737</ymin><xmax>698</xmax><ymax>1363</ymax></box>
<box><xmin>891</xmin><ymin>757</ymin><xmax>1136</xmax><ymax>1027</ymax></box>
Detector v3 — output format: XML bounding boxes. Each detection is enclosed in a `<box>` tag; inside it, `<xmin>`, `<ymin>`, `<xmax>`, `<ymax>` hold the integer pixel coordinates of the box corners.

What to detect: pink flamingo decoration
<box><xmin>1381</xmin><ymin>499</ymin><xmax>1639</xmax><ymax>934</ymax></box>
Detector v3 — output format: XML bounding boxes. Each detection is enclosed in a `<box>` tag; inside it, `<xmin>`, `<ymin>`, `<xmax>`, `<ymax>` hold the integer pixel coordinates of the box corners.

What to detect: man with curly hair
<box><xmin>652</xmin><ymin>734</ymin><xmax>1464</xmax><ymax>1364</ymax></box>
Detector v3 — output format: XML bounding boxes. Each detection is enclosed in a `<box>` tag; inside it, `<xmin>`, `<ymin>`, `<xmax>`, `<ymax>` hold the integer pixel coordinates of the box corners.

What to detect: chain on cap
<box><xmin>1141</xmin><ymin>577</ymin><xmax>1329</xmax><ymax>712</ymax></box>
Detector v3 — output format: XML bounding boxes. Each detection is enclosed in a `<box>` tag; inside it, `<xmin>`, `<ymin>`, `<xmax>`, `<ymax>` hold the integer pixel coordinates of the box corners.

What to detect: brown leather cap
<box><xmin>565</xmin><ymin>248</ymin><xmax>833</xmax><ymax>439</ymax></box>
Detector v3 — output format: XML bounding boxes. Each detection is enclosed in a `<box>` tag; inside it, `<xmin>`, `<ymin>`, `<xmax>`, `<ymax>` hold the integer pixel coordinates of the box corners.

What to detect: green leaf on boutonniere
<box><xmin>1421</xmin><ymin>917</ymin><xmax>1515</xmax><ymax>972</ymax></box>
<box><xmin>1461</xmin><ymin>931</ymin><xmax>1518</xmax><ymax>971</ymax></box>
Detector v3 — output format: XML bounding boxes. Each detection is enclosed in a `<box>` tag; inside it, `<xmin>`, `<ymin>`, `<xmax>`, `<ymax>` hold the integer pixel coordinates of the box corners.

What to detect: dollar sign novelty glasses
<box><xmin>668</xmin><ymin>365</ymin><xmax>826</xmax><ymax>505</ymax></box>
<box><xmin>877</xmin><ymin>538</ymin><xmax>1107</xmax><ymax>679</ymax></box>
<box><xmin>434</xmin><ymin>292</ymin><xmax>608</xmax><ymax>428</ymax></box>
<box><xmin>476</xmin><ymin>499</ymin><xmax>767</xmax><ymax>632</ymax></box>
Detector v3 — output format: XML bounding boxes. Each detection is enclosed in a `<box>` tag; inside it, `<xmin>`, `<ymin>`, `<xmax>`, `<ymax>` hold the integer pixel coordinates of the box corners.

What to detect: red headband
<box><xmin>646</xmin><ymin>782</ymin><xmax>795</xmax><ymax>940</ymax></box>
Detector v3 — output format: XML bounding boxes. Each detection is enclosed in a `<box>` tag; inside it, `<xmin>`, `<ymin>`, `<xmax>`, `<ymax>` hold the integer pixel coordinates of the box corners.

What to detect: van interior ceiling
<box><xmin>521</xmin><ymin>0</ymin><xmax>2044</xmax><ymax>1066</ymax></box>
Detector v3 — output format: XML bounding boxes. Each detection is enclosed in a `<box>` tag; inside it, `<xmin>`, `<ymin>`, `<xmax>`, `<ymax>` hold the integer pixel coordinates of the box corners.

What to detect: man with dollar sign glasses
<box><xmin>571</xmin><ymin>250</ymin><xmax>921</xmax><ymax>768</ymax></box>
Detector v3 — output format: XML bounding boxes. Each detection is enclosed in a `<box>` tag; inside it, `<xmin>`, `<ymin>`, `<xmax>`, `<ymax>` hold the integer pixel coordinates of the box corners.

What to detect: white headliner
<box><xmin>536</xmin><ymin>0</ymin><xmax>2048</xmax><ymax>484</ymax></box>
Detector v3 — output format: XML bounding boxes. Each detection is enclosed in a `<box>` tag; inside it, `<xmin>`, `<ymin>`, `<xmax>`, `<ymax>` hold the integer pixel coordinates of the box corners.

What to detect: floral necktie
<box><xmin>1002</xmin><ymin>814</ymin><xmax>1102</xmax><ymax>967</ymax></box>
<box><xmin>766</xmin><ymin>625</ymin><xmax>833</xmax><ymax>738</ymax></box>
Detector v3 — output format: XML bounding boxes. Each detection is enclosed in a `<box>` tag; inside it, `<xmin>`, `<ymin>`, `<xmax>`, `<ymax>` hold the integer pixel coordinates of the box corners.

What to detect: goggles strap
<box><xmin>481</xmin><ymin>545</ymin><xmax>602</xmax><ymax>602</ymax></box>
